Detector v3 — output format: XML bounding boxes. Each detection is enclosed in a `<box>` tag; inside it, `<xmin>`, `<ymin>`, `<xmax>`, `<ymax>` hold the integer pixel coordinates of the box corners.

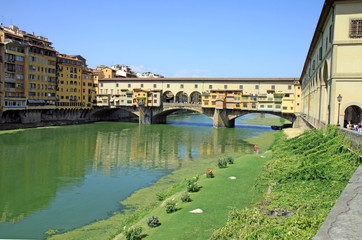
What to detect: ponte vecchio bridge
<box><xmin>94</xmin><ymin>77</ymin><xmax>302</xmax><ymax>128</ymax></box>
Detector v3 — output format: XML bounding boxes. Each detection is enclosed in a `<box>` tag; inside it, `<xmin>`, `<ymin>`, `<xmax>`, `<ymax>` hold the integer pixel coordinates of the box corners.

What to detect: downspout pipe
<box><xmin>328</xmin><ymin>4</ymin><xmax>335</xmax><ymax>125</ymax></box>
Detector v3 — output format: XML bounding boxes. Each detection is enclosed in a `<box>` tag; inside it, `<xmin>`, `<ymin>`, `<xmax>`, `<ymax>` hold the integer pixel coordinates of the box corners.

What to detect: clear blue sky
<box><xmin>1</xmin><ymin>0</ymin><xmax>324</xmax><ymax>78</ymax></box>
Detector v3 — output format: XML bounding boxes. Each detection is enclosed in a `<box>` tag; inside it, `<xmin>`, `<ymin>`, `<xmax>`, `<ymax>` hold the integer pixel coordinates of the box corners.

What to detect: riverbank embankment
<box><xmin>212</xmin><ymin>126</ymin><xmax>361</xmax><ymax>239</ymax></box>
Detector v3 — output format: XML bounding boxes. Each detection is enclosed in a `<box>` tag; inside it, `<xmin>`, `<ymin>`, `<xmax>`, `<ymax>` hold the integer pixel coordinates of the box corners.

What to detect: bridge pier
<box><xmin>138</xmin><ymin>106</ymin><xmax>166</xmax><ymax>124</ymax></box>
<box><xmin>213</xmin><ymin>109</ymin><xmax>235</xmax><ymax>128</ymax></box>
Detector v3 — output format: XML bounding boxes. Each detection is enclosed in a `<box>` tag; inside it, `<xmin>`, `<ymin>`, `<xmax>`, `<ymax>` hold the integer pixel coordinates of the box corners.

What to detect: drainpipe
<box><xmin>318</xmin><ymin>30</ymin><xmax>324</xmax><ymax>126</ymax></box>
<box><xmin>328</xmin><ymin>4</ymin><xmax>335</xmax><ymax>125</ymax></box>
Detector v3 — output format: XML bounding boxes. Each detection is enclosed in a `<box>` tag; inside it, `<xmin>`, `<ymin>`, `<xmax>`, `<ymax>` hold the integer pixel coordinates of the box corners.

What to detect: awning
<box><xmin>115</xmin><ymin>99</ymin><xmax>119</xmax><ymax>102</ymax></box>
<box><xmin>109</xmin><ymin>99</ymin><xmax>114</xmax><ymax>102</ymax></box>
<box><xmin>27</xmin><ymin>100</ymin><xmax>46</xmax><ymax>104</ymax></box>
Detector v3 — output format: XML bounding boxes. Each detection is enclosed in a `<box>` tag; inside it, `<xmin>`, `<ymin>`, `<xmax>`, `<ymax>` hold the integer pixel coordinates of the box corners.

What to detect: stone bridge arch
<box><xmin>163</xmin><ymin>91</ymin><xmax>174</xmax><ymax>103</ymax></box>
<box><xmin>175</xmin><ymin>91</ymin><xmax>188</xmax><ymax>103</ymax></box>
<box><xmin>149</xmin><ymin>103</ymin><xmax>214</xmax><ymax>124</ymax></box>
<box><xmin>89</xmin><ymin>107</ymin><xmax>139</xmax><ymax>121</ymax></box>
<box><xmin>228</xmin><ymin>111</ymin><xmax>296</xmax><ymax>123</ymax></box>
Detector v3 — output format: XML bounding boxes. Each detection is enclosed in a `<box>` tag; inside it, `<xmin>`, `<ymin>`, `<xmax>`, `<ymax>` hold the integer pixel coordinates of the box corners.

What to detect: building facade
<box><xmin>301</xmin><ymin>0</ymin><xmax>362</xmax><ymax>128</ymax></box>
<box><xmin>56</xmin><ymin>54</ymin><xmax>83</xmax><ymax>109</ymax></box>
<box><xmin>0</xmin><ymin>25</ymin><xmax>57</xmax><ymax>111</ymax></box>
<box><xmin>98</xmin><ymin>78</ymin><xmax>301</xmax><ymax>113</ymax></box>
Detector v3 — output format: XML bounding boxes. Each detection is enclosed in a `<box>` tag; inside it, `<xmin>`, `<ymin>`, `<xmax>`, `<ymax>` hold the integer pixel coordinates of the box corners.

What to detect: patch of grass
<box><xmin>212</xmin><ymin>126</ymin><xmax>361</xmax><ymax>239</ymax></box>
<box><xmin>120</xmin><ymin>153</ymin><xmax>271</xmax><ymax>240</ymax></box>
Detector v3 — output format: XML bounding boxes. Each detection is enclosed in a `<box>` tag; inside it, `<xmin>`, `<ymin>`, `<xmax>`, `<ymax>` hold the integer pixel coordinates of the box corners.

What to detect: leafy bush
<box><xmin>165</xmin><ymin>199</ymin><xmax>178</xmax><ymax>213</ymax></box>
<box><xmin>218</xmin><ymin>158</ymin><xmax>227</xmax><ymax>168</ymax></box>
<box><xmin>156</xmin><ymin>192</ymin><xmax>166</xmax><ymax>201</ymax></box>
<box><xmin>186</xmin><ymin>177</ymin><xmax>200</xmax><ymax>192</ymax></box>
<box><xmin>147</xmin><ymin>216</ymin><xmax>161</xmax><ymax>228</ymax></box>
<box><xmin>206</xmin><ymin>168</ymin><xmax>215</xmax><ymax>178</ymax></box>
<box><xmin>181</xmin><ymin>192</ymin><xmax>192</xmax><ymax>202</ymax></box>
<box><xmin>226</xmin><ymin>156</ymin><xmax>234</xmax><ymax>164</ymax></box>
<box><xmin>125</xmin><ymin>226</ymin><xmax>142</xmax><ymax>240</ymax></box>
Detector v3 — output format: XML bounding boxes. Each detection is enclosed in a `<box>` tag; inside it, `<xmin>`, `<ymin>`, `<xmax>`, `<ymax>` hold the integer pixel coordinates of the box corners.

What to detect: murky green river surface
<box><xmin>0</xmin><ymin>114</ymin><xmax>274</xmax><ymax>239</ymax></box>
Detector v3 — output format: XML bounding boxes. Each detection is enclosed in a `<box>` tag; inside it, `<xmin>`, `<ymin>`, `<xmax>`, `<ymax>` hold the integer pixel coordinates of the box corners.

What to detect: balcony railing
<box><xmin>5</xmin><ymin>78</ymin><xmax>16</xmax><ymax>83</ymax></box>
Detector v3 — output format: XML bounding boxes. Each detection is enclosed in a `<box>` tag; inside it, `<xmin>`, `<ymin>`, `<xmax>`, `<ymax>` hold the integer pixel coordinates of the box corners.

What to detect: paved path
<box><xmin>314</xmin><ymin>165</ymin><xmax>362</xmax><ymax>240</ymax></box>
<box><xmin>283</xmin><ymin>127</ymin><xmax>304</xmax><ymax>139</ymax></box>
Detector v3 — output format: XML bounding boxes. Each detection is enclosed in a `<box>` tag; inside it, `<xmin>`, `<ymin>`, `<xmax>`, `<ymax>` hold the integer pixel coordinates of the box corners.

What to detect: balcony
<box><xmin>5</xmin><ymin>87</ymin><xmax>16</xmax><ymax>91</ymax></box>
<box><xmin>5</xmin><ymin>78</ymin><xmax>16</xmax><ymax>83</ymax></box>
<box><xmin>5</xmin><ymin>95</ymin><xmax>26</xmax><ymax>99</ymax></box>
<box><xmin>274</xmin><ymin>98</ymin><xmax>282</xmax><ymax>102</ymax></box>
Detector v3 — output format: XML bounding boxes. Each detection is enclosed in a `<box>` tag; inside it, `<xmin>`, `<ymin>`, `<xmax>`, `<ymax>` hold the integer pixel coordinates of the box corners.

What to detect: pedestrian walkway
<box><xmin>314</xmin><ymin>165</ymin><xmax>362</xmax><ymax>240</ymax></box>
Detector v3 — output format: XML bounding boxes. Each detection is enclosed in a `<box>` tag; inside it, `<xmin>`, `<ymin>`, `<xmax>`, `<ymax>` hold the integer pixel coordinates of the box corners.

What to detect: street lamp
<box><xmin>337</xmin><ymin>94</ymin><xmax>342</xmax><ymax>126</ymax></box>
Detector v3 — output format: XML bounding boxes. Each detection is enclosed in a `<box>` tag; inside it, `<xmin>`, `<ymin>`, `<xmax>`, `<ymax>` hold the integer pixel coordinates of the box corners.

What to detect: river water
<box><xmin>0</xmin><ymin>114</ymin><xmax>274</xmax><ymax>239</ymax></box>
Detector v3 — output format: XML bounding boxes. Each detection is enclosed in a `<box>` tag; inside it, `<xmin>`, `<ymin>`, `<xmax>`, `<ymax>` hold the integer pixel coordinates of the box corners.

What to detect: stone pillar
<box><xmin>20</xmin><ymin>110</ymin><xmax>42</xmax><ymax>124</ymax></box>
<box><xmin>213</xmin><ymin>109</ymin><xmax>235</xmax><ymax>128</ymax></box>
<box><xmin>139</xmin><ymin>106</ymin><xmax>152</xmax><ymax>124</ymax></box>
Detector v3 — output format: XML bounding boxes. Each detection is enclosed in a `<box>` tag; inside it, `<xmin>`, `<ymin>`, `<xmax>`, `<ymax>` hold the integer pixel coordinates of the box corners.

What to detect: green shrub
<box><xmin>226</xmin><ymin>156</ymin><xmax>234</xmax><ymax>164</ymax></box>
<box><xmin>156</xmin><ymin>192</ymin><xmax>166</xmax><ymax>201</ymax></box>
<box><xmin>218</xmin><ymin>158</ymin><xmax>227</xmax><ymax>168</ymax></box>
<box><xmin>181</xmin><ymin>192</ymin><xmax>192</xmax><ymax>202</ymax></box>
<box><xmin>206</xmin><ymin>168</ymin><xmax>215</xmax><ymax>178</ymax></box>
<box><xmin>147</xmin><ymin>216</ymin><xmax>161</xmax><ymax>228</ymax></box>
<box><xmin>125</xmin><ymin>226</ymin><xmax>142</xmax><ymax>240</ymax></box>
<box><xmin>165</xmin><ymin>199</ymin><xmax>178</xmax><ymax>213</ymax></box>
<box><xmin>186</xmin><ymin>177</ymin><xmax>200</xmax><ymax>192</ymax></box>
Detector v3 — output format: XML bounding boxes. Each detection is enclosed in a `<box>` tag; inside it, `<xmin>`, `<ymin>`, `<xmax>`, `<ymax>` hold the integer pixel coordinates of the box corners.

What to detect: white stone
<box><xmin>189</xmin><ymin>208</ymin><xmax>203</xmax><ymax>213</ymax></box>
<box><xmin>228</xmin><ymin>176</ymin><xmax>236</xmax><ymax>180</ymax></box>
<box><xmin>261</xmin><ymin>156</ymin><xmax>266</xmax><ymax>158</ymax></box>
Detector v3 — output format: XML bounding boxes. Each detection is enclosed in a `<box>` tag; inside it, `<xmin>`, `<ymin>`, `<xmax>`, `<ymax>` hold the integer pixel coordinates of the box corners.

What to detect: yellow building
<box><xmin>301</xmin><ymin>0</ymin><xmax>362</xmax><ymax>128</ymax></box>
<box><xmin>202</xmin><ymin>90</ymin><xmax>242</xmax><ymax>109</ymax></box>
<box><xmin>101</xmin><ymin>67</ymin><xmax>116</xmax><ymax>79</ymax></box>
<box><xmin>56</xmin><ymin>54</ymin><xmax>83</xmax><ymax>109</ymax></box>
<box><xmin>26</xmin><ymin>31</ymin><xmax>57</xmax><ymax>108</ymax></box>
<box><xmin>90</xmin><ymin>69</ymin><xmax>102</xmax><ymax>107</ymax></box>
<box><xmin>81</xmin><ymin>69</ymin><xmax>94</xmax><ymax>109</ymax></box>
<box><xmin>0</xmin><ymin>25</ymin><xmax>57</xmax><ymax>110</ymax></box>
<box><xmin>133</xmin><ymin>88</ymin><xmax>148</xmax><ymax>106</ymax></box>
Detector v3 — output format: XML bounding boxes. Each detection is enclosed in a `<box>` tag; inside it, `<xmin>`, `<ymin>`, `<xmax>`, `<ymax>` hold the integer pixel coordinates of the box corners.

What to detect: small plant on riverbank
<box><xmin>156</xmin><ymin>192</ymin><xmax>166</xmax><ymax>201</ymax></box>
<box><xmin>181</xmin><ymin>192</ymin><xmax>192</xmax><ymax>202</ymax></box>
<box><xmin>165</xmin><ymin>199</ymin><xmax>178</xmax><ymax>213</ymax></box>
<box><xmin>218</xmin><ymin>158</ymin><xmax>227</xmax><ymax>168</ymax></box>
<box><xmin>226</xmin><ymin>156</ymin><xmax>234</xmax><ymax>164</ymax></box>
<box><xmin>44</xmin><ymin>229</ymin><xmax>59</xmax><ymax>237</ymax></box>
<box><xmin>206</xmin><ymin>168</ymin><xmax>215</xmax><ymax>178</ymax></box>
<box><xmin>125</xmin><ymin>226</ymin><xmax>142</xmax><ymax>240</ymax></box>
<box><xmin>186</xmin><ymin>176</ymin><xmax>200</xmax><ymax>192</ymax></box>
<box><xmin>147</xmin><ymin>216</ymin><xmax>161</xmax><ymax>228</ymax></box>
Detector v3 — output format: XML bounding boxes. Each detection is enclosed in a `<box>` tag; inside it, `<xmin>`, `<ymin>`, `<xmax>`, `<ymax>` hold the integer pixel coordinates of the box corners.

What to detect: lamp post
<box><xmin>337</xmin><ymin>94</ymin><xmax>342</xmax><ymax>126</ymax></box>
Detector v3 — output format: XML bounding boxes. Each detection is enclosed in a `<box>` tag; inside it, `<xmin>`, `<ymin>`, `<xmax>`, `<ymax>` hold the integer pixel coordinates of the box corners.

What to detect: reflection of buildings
<box><xmin>0</xmin><ymin>126</ymin><xmax>96</xmax><ymax>224</ymax></box>
<box><xmin>93</xmin><ymin>123</ymin><xmax>256</xmax><ymax>174</ymax></box>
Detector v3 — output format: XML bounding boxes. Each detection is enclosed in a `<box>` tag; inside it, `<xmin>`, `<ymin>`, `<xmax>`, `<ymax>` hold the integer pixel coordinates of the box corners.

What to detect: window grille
<box><xmin>350</xmin><ymin>19</ymin><xmax>362</xmax><ymax>38</ymax></box>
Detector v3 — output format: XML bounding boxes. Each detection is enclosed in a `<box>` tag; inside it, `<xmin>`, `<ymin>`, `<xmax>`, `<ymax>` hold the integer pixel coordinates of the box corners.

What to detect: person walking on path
<box><xmin>254</xmin><ymin>145</ymin><xmax>258</xmax><ymax>153</ymax></box>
